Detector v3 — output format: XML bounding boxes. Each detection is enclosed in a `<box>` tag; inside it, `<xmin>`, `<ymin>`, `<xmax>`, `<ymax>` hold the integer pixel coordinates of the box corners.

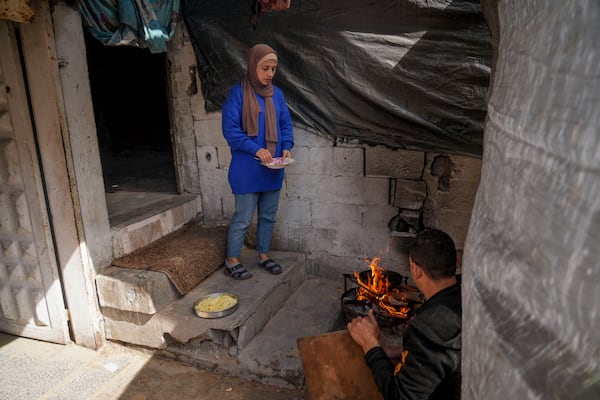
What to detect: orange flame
<box><xmin>354</xmin><ymin>257</ymin><xmax>410</xmax><ymax>319</ymax></box>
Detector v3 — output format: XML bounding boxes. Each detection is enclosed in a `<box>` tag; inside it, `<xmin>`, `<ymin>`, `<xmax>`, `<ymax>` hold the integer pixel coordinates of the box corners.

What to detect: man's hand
<box><xmin>282</xmin><ymin>149</ymin><xmax>292</xmax><ymax>159</ymax></box>
<box><xmin>347</xmin><ymin>309</ymin><xmax>381</xmax><ymax>354</ymax></box>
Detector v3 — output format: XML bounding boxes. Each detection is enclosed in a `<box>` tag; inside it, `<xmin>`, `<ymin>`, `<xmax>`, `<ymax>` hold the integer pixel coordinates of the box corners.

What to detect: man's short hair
<box><xmin>408</xmin><ymin>229</ymin><xmax>457</xmax><ymax>280</ymax></box>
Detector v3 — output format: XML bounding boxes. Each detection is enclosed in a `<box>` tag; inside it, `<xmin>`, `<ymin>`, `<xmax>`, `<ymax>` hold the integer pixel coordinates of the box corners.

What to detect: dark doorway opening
<box><xmin>84</xmin><ymin>30</ymin><xmax>177</xmax><ymax>194</ymax></box>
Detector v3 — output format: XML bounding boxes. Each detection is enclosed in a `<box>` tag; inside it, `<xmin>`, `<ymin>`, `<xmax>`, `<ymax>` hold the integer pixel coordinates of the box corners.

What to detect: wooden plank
<box><xmin>297</xmin><ymin>330</ymin><xmax>383</xmax><ymax>400</ymax></box>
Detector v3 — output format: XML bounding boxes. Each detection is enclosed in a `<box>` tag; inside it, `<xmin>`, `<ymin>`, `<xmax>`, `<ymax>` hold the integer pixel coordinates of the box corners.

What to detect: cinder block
<box><xmin>362</xmin><ymin>204</ymin><xmax>399</xmax><ymax>230</ymax></box>
<box><xmin>340</xmin><ymin>222</ymin><xmax>393</xmax><ymax>258</ymax></box>
<box><xmin>196</xmin><ymin>145</ymin><xmax>219</xmax><ymax>170</ymax></box>
<box><xmin>189</xmin><ymin>88</ymin><xmax>207</xmax><ymax>120</ymax></box>
<box><xmin>333</xmin><ymin>176</ymin><xmax>391</xmax><ymax>205</ymax></box>
<box><xmin>294</xmin><ymin>226</ymin><xmax>339</xmax><ymax>253</ymax></box>
<box><xmin>452</xmin><ymin>155</ymin><xmax>482</xmax><ymax>182</ymax></box>
<box><xmin>270</xmin><ymin>224</ymin><xmax>293</xmax><ymax>250</ymax></box>
<box><xmin>277</xmin><ymin>198</ymin><xmax>312</xmax><ymax>226</ymax></box>
<box><xmin>332</xmin><ymin>147</ymin><xmax>363</xmax><ymax>176</ymax></box>
<box><xmin>307</xmin><ymin>202</ymin><xmax>398</xmax><ymax>261</ymax></box>
<box><xmin>102</xmin><ymin>310</ymin><xmax>167</xmax><ymax>348</ymax></box>
<box><xmin>194</xmin><ymin>118</ymin><xmax>227</xmax><ymax>146</ymax></box>
<box><xmin>287</xmin><ymin>146</ymin><xmax>308</xmax><ymax>174</ymax></box>
<box><xmin>422</xmin><ymin>209</ymin><xmax>473</xmax><ymax>249</ymax></box>
<box><xmin>421</xmin><ymin>154</ymin><xmax>481</xmax><ymax>242</ymax></box>
<box><xmin>393</xmin><ymin>179</ymin><xmax>427</xmax><ymax>210</ymax></box>
<box><xmin>96</xmin><ymin>267</ymin><xmax>179</xmax><ymax>314</ymax></box>
<box><xmin>366</xmin><ymin>146</ymin><xmax>424</xmax><ymax>179</ymax></box>
<box><xmin>216</xmin><ymin>145</ymin><xmax>231</xmax><ymax>169</ymax></box>
<box><xmin>424</xmin><ymin>177</ymin><xmax>481</xmax><ymax>211</ymax></box>
<box><xmin>285</xmin><ymin>174</ymin><xmax>329</xmax><ymax>200</ymax></box>
<box><xmin>310</xmin><ymin>202</ymin><xmax>363</xmax><ymax>229</ymax></box>
<box><xmin>197</xmin><ymin>167</ymin><xmax>229</xmax><ymax>223</ymax></box>
<box><xmin>221</xmin><ymin>192</ymin><xmax>234</xmax><ymax>219</ymax></box>
<box><xmin>307</xmin><ymin>147</ymin><xmax>334</xmax><ymax>175</ymax></box>
<box><xmin>294</xmin><ymin>128</ymin><xmax>333</xmax><ymax>147</ymax></box>
<box><xmin>306</xmin><ymin>253</ymin><xmax>368</xmax><ymax>279</ymax></box>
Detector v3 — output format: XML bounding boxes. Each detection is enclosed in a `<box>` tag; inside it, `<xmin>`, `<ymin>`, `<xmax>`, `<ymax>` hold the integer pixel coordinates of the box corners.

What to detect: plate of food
<box><xmin>261</xmin><ymin>157</ymin><xmax>295</xmax><ymax>169</ymax></box>
<box><xmin>194</xmin><ymin>292</ymin><xmax>239</xmax><ymax>318</ymax></box>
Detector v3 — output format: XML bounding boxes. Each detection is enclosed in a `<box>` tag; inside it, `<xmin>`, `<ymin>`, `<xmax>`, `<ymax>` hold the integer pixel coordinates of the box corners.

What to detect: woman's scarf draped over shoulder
<box><xmin>242</xmin><ymin>44</ymin><xmax>278</xmax><ymax>155</ymax></box>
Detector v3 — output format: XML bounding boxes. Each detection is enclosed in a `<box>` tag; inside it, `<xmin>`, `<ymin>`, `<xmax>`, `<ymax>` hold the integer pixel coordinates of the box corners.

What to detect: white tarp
<box><xmin>463</xmin><ymin>1</ymin><xmax>600</xmax><ymax>398</ymax></box>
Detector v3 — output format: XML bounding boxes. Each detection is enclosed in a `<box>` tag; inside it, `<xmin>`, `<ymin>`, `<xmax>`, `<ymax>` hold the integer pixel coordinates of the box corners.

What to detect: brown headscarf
<box><xmin>242</xmin><ymin>44</ymin><xmax>278</xmax><ymax>155</ymax></box>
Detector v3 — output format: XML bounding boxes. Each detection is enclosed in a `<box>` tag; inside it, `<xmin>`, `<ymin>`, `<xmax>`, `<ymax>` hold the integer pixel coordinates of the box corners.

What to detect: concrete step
<box><xmin>100</xmin><ymin>248</ymin><xmax>348</xmax><ymax>389</ymax></box>
<box><xmin>107</xmin><ymin>192</ymin><xmax>202</xmax><ymax>258</ymax></box>
<box><xmin>102</xmin><ymin>250</ymin><xmax>306</xmax><ymax>351</ymax></box>
<box><xmin>237</xmin><ymin>276</ymin><xmax>345</xmax><ymax>388</ymax></box>
<box><xmin>160</xmin><ymin>250</ymin><xmax>307</xmax><ymax>350</ymax></box>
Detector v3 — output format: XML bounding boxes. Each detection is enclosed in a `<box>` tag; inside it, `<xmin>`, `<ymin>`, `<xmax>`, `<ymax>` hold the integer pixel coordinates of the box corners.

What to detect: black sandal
<box><xmin>224</xmin><ymin>261</ymin><xmax>252</xmax><ymax>280</ymax></box>
<box><xmin>257</xmin><ymin>258</ymin><xmax>282</xmax><ymax>275</ymax></box>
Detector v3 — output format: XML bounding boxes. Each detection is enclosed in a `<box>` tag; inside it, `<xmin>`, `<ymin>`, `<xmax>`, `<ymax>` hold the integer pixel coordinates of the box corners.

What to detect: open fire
<box><xmin>342</xmin><ymin>257</ymin><xmax>423</xmax><ymax>326</ymax></box>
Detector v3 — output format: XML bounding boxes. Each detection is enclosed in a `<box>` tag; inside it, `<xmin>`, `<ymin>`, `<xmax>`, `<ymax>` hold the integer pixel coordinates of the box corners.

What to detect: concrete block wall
<box><xmin>423</xmin><ymin>153</ymin><xmax>482</xmax><ymax>250</ymax></box>
<box><xmin>168</xmin><ymin>26</ymin><xmax>482</xmax><ymax>280</ymax></box>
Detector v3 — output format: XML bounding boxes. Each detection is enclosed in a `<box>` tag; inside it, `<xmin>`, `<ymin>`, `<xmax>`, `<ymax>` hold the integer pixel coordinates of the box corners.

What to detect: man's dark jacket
<box><xmin>364</xmin><ymin>283</ymin><xmax>462</xmax><ymax>400</ymax></box>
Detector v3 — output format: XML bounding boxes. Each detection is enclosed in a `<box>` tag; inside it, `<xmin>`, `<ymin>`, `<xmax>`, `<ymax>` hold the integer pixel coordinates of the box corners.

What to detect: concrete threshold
<box><xmin>106</xmin><ymin>191</ymin><xmax>202</xmax><ymax>258</ymax></box>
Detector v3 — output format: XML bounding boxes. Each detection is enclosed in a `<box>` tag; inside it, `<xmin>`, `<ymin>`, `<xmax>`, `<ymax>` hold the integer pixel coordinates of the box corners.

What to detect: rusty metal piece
<box><xmin>0</xmin><ymin>0</ymin><xmax>34</xmax><ymax>23</ymax></box>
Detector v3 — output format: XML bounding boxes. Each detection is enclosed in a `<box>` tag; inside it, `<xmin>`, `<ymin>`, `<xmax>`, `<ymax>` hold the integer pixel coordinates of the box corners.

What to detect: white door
<box><xmin>0</xmin><ymin>21</ymin><xmax>69</xmax><ymax>344</ymax></box>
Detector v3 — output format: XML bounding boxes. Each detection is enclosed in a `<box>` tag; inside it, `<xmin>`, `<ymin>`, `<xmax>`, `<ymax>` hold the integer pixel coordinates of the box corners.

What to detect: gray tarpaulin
<box><xmin>183</xmin><ymin>0</ymin><xmax>492</xmax><ymax>157</ymax></box>
<box><xmin>464</xmin><ymin>1</ymin><xmax>600</xmax><ymax>399</ymax></box>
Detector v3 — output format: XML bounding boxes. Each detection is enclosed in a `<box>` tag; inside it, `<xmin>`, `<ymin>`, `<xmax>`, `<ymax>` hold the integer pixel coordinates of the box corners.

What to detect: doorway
<box><xmin>83</xmin><ymin>30</ymin><xmax>177</xmax><ymax>195</ymax></box>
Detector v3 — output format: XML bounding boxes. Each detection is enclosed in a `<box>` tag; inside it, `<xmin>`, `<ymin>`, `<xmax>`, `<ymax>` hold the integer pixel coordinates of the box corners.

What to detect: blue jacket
<box><xmin>222</xmin><ymin>83</ymin><xmax>294</xmax><ymax>194</ymax></box>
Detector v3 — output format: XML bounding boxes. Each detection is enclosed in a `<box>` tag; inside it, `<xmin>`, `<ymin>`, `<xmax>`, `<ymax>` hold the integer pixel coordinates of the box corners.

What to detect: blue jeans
<box><xmin>227</xmin><ymin>190</ymin><xmax>280</xmax><ymax>258</ymax></box>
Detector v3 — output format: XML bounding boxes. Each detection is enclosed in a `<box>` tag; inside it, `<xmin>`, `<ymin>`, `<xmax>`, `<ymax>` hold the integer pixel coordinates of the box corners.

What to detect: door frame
<box><xmin>13</xmin><ymin>0</ymin><xmax>111</xmax><ymax>349</ymax></box>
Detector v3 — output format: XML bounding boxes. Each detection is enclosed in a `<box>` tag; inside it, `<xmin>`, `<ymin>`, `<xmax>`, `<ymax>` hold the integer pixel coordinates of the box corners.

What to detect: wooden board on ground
<box><xmin>297</xmin><ymin>330</ymin><xmax>383</xmax><ymax>400</ymax></box>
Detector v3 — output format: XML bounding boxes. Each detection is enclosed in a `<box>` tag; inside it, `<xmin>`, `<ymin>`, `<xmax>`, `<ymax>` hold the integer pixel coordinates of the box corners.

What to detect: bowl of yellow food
<box><xmin>194</xmin><ymin>292</ymin><xmax>239</xmax><ymax>318</ymax></box>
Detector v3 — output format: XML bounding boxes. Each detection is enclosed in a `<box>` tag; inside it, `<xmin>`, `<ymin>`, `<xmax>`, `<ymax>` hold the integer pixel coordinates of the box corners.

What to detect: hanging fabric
<box><xmin>258</xmin><ymin>0</ymin><xmax>290</xmax><ymax>12</ymax></box>
<box><xmin>250</xmin><ymin>0</ymin><xmax>291</xmax><ymax>29</ymax></box>
<box><xmin>78</xmin><ymin>0</ymin><xmax>180</xmax><ymax>53</ymax></box>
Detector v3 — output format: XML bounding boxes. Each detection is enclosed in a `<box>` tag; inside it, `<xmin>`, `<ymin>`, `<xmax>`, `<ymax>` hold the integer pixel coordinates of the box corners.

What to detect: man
<box><xmin>347</xmin><ymin>229</ymin><xmax>462</xmax><ymax>400</ymax></box>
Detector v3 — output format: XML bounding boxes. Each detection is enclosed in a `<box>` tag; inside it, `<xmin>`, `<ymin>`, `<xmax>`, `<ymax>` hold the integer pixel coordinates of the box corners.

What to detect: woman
<box><xmin>221</xmin><ymin>43</ymin><xmax>294</xmax><ymax>280</ymax></box>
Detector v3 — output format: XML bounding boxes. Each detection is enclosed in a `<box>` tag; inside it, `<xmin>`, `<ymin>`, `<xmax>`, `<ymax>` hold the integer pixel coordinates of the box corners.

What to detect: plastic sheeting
<box><xmin>463</xmin><ymin>1</ymin><xmax>600</xmax><ymax>398</ymax></box>
<box><xmin>183</xmin><ymin>0</ymin><xmax>492</xmax><ymax>157</ymax></box>
<box><xmin>79</xmin><ymin>0</ymin><xmax>180</xmax><ymax>53</ymax></box>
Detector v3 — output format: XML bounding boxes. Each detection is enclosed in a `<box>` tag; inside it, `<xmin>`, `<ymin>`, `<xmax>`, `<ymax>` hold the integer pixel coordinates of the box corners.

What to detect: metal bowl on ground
<box><xmin>193</xmin><ymin>292</ymin><xmax>239</xmax><ymax>319</ymax></box>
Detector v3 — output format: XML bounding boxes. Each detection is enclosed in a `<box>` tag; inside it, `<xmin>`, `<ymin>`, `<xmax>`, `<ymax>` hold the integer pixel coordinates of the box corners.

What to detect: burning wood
<box><xmin>354</xmin><ymin>257</ymin><xmax>390</xmax><ymax>297</ymax></box>
<box><xmin>344</xmin><ymin>258</ymin><xmax>421</xmax><ymax>323</ymax></box>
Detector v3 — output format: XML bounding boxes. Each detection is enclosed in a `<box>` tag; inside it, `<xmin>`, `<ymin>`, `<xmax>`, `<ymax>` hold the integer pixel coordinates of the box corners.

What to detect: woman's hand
<box><xmin>347</xmin><ymin>309</ymin><xmax>381</xmax><ymax>354</ymax></box>
<box><xmin>282</xmin><ymin>150</ymin><xmax>292</xmax><ymax>159</ymax></box>
<box><xmin>255</xmin><ymin>148</ymin><xmax>272</xmax><ymax>164</ymax></box>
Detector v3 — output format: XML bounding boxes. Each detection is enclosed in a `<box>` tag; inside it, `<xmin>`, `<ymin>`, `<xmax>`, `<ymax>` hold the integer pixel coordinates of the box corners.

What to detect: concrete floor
<box><xmin>0</xmin><ymin>332</ymin><xmax>304</xmax><ymax>400</ymax></box>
